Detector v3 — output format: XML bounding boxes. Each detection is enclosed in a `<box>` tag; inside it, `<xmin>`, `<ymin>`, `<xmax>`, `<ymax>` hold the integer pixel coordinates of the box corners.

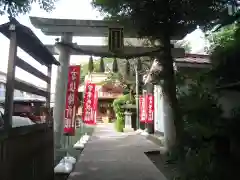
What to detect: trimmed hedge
<box><xmin>113</xmin><ymin>94</ymin><xmax>133</xmax><ymax>132</ymax></box>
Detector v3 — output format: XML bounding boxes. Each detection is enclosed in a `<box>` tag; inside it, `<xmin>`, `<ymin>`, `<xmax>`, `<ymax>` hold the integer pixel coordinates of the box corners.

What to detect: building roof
<box><xmin>84</xmin><ymin>73</ymin><xmax>109</xmax><ymax>84</ymax></box>
<box><xmin>101</xmin><ymin>83</ymin><xmax>124</xmax><ymax>93</ymax></box>
<box><xmin>180</xmin><ymin>54</ymin><xmax>210</xmax><ymax>64</ymax></box>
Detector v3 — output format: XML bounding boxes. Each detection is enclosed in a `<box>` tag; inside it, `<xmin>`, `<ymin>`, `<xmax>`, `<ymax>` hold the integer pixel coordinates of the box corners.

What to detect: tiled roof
<box><xmin>177</xmin><ymin>54</ymin><xmax>210</xmax><ymax>64</ymax></box>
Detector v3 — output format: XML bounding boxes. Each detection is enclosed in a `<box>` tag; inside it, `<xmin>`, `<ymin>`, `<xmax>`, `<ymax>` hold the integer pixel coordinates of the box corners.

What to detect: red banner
<box><xmin>82</xmin><ymin>83</ymin><xmax>96</xmax><ymax>125</ymax></box>
<box><xmin>146</xmin><ymin>94</ymin><xmax>154</xmax><ymax>123</ymax></box>
<box><xmin>93</xmin><ymin>85</ymin><xmax>98</xmax><ymax>123</ymax></box>
<box><xmin>139</xmin><ymin>95</ymin><xmax>147</xmax><ymax>123</ymax></box>
<box><xmin>64</xmin><ymin>65</ymin><xmax>81</xmax><ymax>136</ymax></box>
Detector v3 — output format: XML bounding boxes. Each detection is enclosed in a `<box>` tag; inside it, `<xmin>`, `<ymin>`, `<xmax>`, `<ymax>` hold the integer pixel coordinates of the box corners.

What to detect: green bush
<box><xmin>113</xmin><ymin>94</ymin><xmax>133</xmax><ymax>132</ymax></box>
<box><xmin>171</xmin><ymin>72</ymin><xmax>238</xmax><ymax>179</ymax></box>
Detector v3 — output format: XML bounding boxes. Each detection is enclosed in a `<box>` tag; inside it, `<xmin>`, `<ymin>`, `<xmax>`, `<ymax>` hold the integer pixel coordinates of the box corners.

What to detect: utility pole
<box><xmin>135</xmin><ymin>64</ymin><xmax>140</xmax><ymax>130</ymax></box>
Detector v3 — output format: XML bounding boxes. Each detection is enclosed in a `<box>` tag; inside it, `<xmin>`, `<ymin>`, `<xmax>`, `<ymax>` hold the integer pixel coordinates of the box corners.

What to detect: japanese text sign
<box><xmin>64</xmin><ymin>65</ymin><xmax>81</xmax><ymax>136</ymax></box>
<box><xmin>82</xmin><ymin>82</ymin><xmax>97</xmax><ymax>125</ymax></box>
<box><xmin>139</xmin><ymin>95</ymin><xmax>147</xmax><ymax>123</ymax></box>
<box><xmin>146</xmin><ymin>94</ymin><xmax>154</xmax><ymax>123</ymax></box>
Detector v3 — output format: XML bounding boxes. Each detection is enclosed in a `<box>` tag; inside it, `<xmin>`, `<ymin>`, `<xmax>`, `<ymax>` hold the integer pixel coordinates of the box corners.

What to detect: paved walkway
<box><xmin>68</xmin><ymin>123</ymin><xmax>167</xmax><ymax>180</ymax></box>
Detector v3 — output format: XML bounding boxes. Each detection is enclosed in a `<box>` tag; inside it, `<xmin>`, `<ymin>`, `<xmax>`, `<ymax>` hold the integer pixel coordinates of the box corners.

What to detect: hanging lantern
<box><xmin>112</xmin><ymin>57</ymin><xmax>118</xmax><ymax>73</ymax></box>
<box><xmin>99</xmin><ymin>57</ymin><xmax>105</xmax><ymax>72</ymax></box>
<box><xmin>125</xmin><ymin>60</ymin><xmax>130</xmax><ymax>75</ymax></box>
<box><xmin>137</xmin><ymin>59</ymin><xmax>142</xmax><ymax>71</ymax></box>
<box><xmin>88</xmin><ymin>56</ymin><xmax>94</xmax><ymax>73</ymax></box>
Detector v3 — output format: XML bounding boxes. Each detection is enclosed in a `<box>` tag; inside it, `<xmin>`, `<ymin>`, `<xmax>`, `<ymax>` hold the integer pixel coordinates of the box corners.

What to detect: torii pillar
<box><xmin>53</xmin><ymin>33</ymin><xmax>72</xmax><ymax>149</ymax></box>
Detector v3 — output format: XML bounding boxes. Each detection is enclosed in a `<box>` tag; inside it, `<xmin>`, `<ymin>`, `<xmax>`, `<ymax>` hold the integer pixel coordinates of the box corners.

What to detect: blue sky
<box><xmin>0</xmin><ymin>0</ymin><xmax>207</xmax><ymax>93</ymax></box>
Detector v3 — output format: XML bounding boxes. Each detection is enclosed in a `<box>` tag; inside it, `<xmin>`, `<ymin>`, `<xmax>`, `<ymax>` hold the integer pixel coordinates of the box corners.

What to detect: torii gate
<box><xmin>30</xmin><ymin>16</ymin><xmax>186</xmax><ymax>148</ymax></box>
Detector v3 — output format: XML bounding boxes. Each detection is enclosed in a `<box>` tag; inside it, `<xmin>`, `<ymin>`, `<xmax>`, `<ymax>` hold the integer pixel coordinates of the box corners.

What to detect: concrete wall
<box><xmin>153</xmin><ymin>84</ymin><xmax>240</xmax><ymax>137</ymax></box>
<box><xmin>154</xmin><ymin>85</ymin><xmax>164</xmax><ymax>133</ymax></box>
<box><xmin>218</xmin><ymin>90</ymin><xmax>240</xmax><ymax>118</ymax></box>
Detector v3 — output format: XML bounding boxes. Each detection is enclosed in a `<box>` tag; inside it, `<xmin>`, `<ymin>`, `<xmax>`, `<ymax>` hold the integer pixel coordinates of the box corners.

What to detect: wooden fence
<box><xmin>0</xmin><ymin>18</ymin><xmax>59</xmax><ymax>180</ymax></box>
<box><xmin>0</xmin><ymin>124</ymin><xmax>54</xmax><ymax>180</ymax></box>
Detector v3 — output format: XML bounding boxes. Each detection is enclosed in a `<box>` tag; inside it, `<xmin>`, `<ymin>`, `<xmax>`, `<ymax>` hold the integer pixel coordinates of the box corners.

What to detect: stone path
<box><xmin>68</xmin><ymin>123</ymin><xmax>167</xmax><ymax>180</ymax></box>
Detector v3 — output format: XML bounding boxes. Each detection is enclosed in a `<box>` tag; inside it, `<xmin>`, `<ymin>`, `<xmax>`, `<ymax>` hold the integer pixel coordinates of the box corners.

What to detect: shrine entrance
<box><xmin>30</xmin><ymin>16</ymin><xmax>185</xmax><ymax>148</ymax></box>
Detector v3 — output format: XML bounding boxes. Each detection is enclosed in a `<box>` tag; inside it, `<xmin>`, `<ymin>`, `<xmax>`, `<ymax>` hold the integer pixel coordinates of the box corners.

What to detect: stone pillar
<box><xmin>123</xmin><ymin>111</ymin><xmax>134</xmax><ymax>132</ymax></box>
<box><xmin>53</xmin><ymin>33</ymin><xmax>72</xmax><ymax>149</ymax></box>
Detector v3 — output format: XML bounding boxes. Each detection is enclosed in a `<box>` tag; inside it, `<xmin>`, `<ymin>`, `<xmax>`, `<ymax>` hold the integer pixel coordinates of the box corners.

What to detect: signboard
<box><xmin>64</xmin><ymin>65</ymin><xmax>81</xmax><ymax>136</ymax></box>
<box><xmin>146</xmin><ymin>94</ymin><xmax>154</xmax><ymax>123</ymax></box>
<box><xmin>108</xmin><ymin>27</ymin><xmax>124</xmax><ymax>52</ymax></box>
<box><xmin>139</xmin><ymin>95</ymin><xmax>147</xmax><ymax>123</ymax></box>
<box><xmin>82</xmin><ymin>83</ymin><xmax>97</xmax><ymax>125</ymax></box>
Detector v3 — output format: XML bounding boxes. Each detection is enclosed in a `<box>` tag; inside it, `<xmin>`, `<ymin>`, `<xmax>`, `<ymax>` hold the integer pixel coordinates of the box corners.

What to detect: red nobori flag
<box><xmin>139</xmin><ymin>95</ymin><xmax>147</xmax><ymax>123</ymax></box>
<box><xmin>93</xmin><ymin>85</ymin><xmax>98</xmax><ymax>124</ymax></box>
<box><xmin>146</xmin><ymin>94</ymin><xmax>154</xmax><ymax>123</ymax></box>
<box><xmin>82</xmin><ymin>83</ymin><xmax>96</xmax><ymax>125</ymax></box>
<box><xmin>64</xmin><ymin>65</ymin><xmax>81</xmax><ymax>136</ymax></box>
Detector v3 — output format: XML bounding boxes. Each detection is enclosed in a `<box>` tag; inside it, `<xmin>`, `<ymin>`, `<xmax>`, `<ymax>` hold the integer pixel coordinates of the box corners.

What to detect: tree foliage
<box><xmin>173</xmin><ymin>71</ymin><xmax>230</xmax><ymax>179</ymax></box>
<box><xmin>92</xmin><ymin>0</ymin><xmax>227</xmax><ymax>39</ymax></box>
<box><xmin>214</xmin><ymin>9</ymin><xmax>240</xmax><ymax>31</ymax></box>
<box><xmin>113</xmin><ymin>93</ymin><xmax>133</xmax><ymax>132</ymax></box>
<box><xmin>170</xmin><ymin>68</ymin><xmax>240</xmax><ymax>179</ymax></box>
<box><xmin>209</xmin><ymin>24</ymin><xmax>240</xmax><ymax>84</ymax></box>
<box><xmin>0</xmin><ymin>0</ymin><xmax>56</xmax><ymax>16</ymax></box>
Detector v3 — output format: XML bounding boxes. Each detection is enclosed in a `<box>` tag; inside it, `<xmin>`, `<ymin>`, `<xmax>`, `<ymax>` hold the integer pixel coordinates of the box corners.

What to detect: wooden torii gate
<box><xmin>30</xmin><ymin>16</ymin><xmax>187</xmax><ymax>147</ymax></box>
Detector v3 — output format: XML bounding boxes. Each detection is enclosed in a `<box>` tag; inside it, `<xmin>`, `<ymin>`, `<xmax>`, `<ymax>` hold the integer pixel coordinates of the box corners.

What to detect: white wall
<box><xmin>154</xmin><ymin>84</ymin><xmax>176</xmax><ymax>148</ymax></box>
<box><xmin>154</xmin><ymin>85</ymin><xmax>164</xmax><ymax>133</ymax></box>
<box><xmin>218</xmin><ymin>90</ymin><xmax>240</xmax><ymax>118</ymax></box>
<box><xmin>153</xmin><ymin>83</ymin><xmax>240</xmax><ymax>141</ymax></box>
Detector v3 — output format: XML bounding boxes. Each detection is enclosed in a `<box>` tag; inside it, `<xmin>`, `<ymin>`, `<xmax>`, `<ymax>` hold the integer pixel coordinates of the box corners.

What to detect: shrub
<box><xmin>170</xmin><ymin>72</ymin><xmax>228</xmax><ymax>180</ymax></box>
<box><xmin>113</xmin><ymin>94</ymin><xmax>133</xmax><ymax>132</ymax></box>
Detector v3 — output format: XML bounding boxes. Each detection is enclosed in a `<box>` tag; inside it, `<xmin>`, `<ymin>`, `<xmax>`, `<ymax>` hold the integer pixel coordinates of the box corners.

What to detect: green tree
<box><xmin>214</xmin><ymin>9</ymin><xmax>240</xmax><ymax>30</ymax></box>
<box><xmin>0</xmin><ymin>0</ymin><xmax>56</xmax><ymax>16</ymax></box>
<box><xmin>92</xmin><ymin>0</ymin><xmax>228</xmax><ymax>148</ymax></box>
<box><xmin>209</xmin><ymin>24</ymin><xmax>240</xmax><ymax>85</ymax></box>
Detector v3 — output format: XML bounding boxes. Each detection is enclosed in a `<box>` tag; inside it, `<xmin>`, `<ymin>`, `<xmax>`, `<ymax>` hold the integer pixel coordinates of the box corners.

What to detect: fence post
<box><xmin>4</xmin><ymin>23</ymin><xmax>17</xmax><ymax>130</ymax></box>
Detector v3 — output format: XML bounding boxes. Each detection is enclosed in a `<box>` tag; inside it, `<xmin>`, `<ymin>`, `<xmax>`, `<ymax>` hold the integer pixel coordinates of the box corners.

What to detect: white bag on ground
<box><xmin>54</xmin><ymin>161</ymin><xmax>73</xmax><ymax>174</ymax></box>
<box><xmin>82</xmin><ymin>133</ymin><xmax>90</xmax><ymax>141</ymax></box>
<box><xmin>80</xmin><ymin>136</ymin><xmax>88</xmax><ymax>144</ymax></box>
<box><xmin>60</xmin><ymin>156</ymin><xmax>76</xmax><ymax>164</ymax></box>
<box><xmin>73</xmin><ymin>140</ymin><xmax>85</xmax><ymax>149</ymax></box>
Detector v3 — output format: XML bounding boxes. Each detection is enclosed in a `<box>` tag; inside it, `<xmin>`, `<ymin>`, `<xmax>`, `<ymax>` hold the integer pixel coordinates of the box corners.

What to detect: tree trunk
<box><xmin>159</xmin><ymin>33</ymin><xmax>183</xmax><ymax>151</ymax></box>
